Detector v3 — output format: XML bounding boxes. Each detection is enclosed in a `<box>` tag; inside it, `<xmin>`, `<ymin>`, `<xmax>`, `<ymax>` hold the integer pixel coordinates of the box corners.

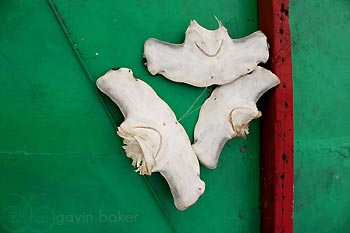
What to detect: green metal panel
<box><xmin>0</xmin><ymin>0</ymin><xmax>260</xmax><ymax>232</ymax></box>
<box><xmin>290</xmin><ymin>0</ymin><xmax>350</xmax><ymax>232</ymax></box>
<box><xmin>0</xmin><ymin>1</ymin><xmax>173</xmax><ymax>233</ymax></box>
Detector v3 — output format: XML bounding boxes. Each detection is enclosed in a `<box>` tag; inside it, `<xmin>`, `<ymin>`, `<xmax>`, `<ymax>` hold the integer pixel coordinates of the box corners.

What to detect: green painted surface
<box><xmin>0</xmin><ymin>0</ymin><xmax>261</xmax><ymax>232</ymax></box>
<box><xmin>290</xmin><ymin>0</ymin><xmax>350</xmax><ymax>232</ymax></box>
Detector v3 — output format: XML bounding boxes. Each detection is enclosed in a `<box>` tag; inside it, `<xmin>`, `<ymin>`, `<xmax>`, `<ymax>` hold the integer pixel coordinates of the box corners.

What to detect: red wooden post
<box><xmin>259</xmin><ymin>0</ymin><xmax>294</xmax><ymax>232</ymax></box>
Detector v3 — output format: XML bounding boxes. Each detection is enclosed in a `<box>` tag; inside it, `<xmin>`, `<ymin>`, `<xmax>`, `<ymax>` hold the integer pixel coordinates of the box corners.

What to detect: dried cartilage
<box><xmin>96</xmin><ymin>68</ymin><xmax>205</xmax><ymax>210</ymax></box>
<box><xmin>192</xmin><ymin>66</ymin><xmax>280</xmax><ymax>168</ymax></box>
<box><xmin>143</xmin><ymin>20</ymin><xmax>269</xmax><ymax>87</ymax></box>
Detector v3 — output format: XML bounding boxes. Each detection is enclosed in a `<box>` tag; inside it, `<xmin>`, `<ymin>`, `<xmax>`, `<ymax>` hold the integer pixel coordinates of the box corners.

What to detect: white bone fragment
<box><xmin>143</xmin><ymin>19</ymin><xmax>269</xmax><ymax>87</ymax></box>
<box><xmin>96</xmin><ymin>68</ymin><xmax>205</xmax><ymax>210</ymax></box>
<box><xmin>192</xmin><ymin>66</ymin><xmax>280</xmax><ymax>168</ymax></box>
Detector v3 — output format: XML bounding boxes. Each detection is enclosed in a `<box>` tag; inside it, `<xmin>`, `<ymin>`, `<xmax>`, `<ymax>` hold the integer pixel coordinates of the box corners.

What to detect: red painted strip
<box><xmin>258</xmin><ymin>1</ymin><xmax>294</xmax><ymax>233</ymax></box>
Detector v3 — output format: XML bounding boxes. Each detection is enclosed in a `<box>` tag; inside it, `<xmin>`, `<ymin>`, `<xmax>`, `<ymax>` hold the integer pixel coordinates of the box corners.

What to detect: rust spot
<box><xmin>282</xmin><ymin>153</ymin><xmax>287</xmax><ymax>161</ymax></box>
<box><xmin>281</xmin><ymin>3</ymin><xmax>285</xmax><ymax>12</ymax></box>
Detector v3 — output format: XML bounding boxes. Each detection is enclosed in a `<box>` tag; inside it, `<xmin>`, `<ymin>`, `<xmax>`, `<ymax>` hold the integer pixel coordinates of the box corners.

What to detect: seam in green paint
<box><xmin>46</xmin><ymin>1</ymin><xmax>178</xmax><ymax>232</ymax></box>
